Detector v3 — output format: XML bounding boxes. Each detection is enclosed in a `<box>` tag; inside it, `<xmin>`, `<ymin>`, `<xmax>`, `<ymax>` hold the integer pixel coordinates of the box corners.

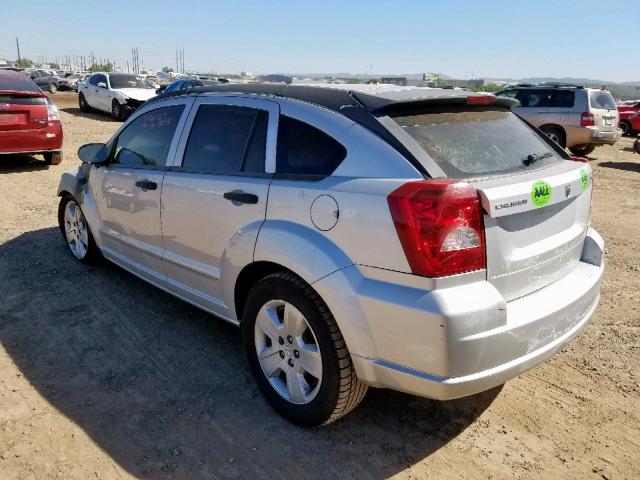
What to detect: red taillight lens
<box><xmin>580</xmin><ymin>112</ymin><xmax>595</xmax><ymax>127</ymax></box>
<box><xmin>387</xmin><ymin>179</ymin><xmax>486</xmax><ymax>277</ymax></box>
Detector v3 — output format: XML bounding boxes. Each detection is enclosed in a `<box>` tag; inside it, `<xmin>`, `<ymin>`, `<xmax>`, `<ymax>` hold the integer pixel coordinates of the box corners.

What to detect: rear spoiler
<box><xmin>352</xmin><ymin>92</ymin><xmax>519</xmax><ymax>115</ymax></box>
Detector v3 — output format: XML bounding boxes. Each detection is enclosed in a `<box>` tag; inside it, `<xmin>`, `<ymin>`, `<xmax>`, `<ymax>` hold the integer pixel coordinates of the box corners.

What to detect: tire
<box><xmin>242</xmin><ymin>272</ymin><xmax>368</xmax><ymax>427</ymax></box>
<box><xmin>569</xmin><ymin>144</ymin><xmax>596</xmax><ymax>156</ymax></box>
<box><xmin>634</xmin><ymin>138</ymin><xmax>640</xmax><ymax>154</ymax></box>
<box><xmin>43</xmin><ymin>151</ymin><xmax>62</xmax><ymax>165</ymax></box>
<box><xmin>540</xmin><ymin>125</ymin><xmax>566</xmax><ymax>148</ymax></box>
<box><xmin>58</xmin><ymin>194</ymin><xmax>100</xmax><ymax>264</ymax></box>
<box><xmin>111</xmin><ymin>100</ymin><xmax>124</xmax><ymax>121</ymax></box>
<box><xmin>48</xmin><ymin>83</ymin><xmax>57</xmax><ymax>94</ymax></box>
<box><xmin>620</xmin><ymin>121</ymin><xmax>632</xmax><ymax>136</ymax></box>
<box><xmin>78</xmin><ymin>93</ymin><xmax>90</xmax><ymax>112</ymax></box>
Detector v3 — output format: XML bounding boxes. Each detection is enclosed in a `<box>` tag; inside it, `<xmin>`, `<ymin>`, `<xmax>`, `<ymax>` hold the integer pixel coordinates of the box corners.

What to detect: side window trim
<box><xmin>170</xmin><ymin>95</ymin><xmax>280</xmax><ymax>174</ymax></box>
<box><xmin>106</xmin><ymin>98</ymin><xmax>196</xmax><ymax>170</ymax></box>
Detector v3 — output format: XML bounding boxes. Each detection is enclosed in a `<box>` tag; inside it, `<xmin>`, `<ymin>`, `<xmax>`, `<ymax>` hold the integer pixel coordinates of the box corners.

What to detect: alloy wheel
<box><xmin>64</xmin><ymin>200</ymin><xmax>89</xmax><ymax>260</ymax></box>
<box><xmin>254</xmin><ymin>299</ymin><xmax>323</xmax><ymax>405</ymax></box>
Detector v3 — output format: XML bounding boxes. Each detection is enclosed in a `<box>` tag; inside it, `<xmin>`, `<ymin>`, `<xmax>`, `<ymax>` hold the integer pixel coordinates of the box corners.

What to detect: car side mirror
<box><xmin>78</xmin><ymin>143</ymin><xmax>108</xmax><ymax>164</ymax></box>
<box><xmin>97</xmin><ymin>82</ymin><xmax>107</xmax><ymax>88</ymax></box>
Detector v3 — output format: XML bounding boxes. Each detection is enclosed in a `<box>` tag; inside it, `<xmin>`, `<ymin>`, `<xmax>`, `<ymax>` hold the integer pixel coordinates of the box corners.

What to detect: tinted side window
<box><xmin>276</xmin><ymin>116</ymin><xmax>346</xmax><ymax>176</ymax></box>
<box><xmin>88</xmin><ymin>75</ymin><xmax>99</xmax><ymax>86</ymax></box>
<box><xmin>182</xmin><ymin>105</ymin><xmax>267</xmax><ymax>174</ymax></box>
<box><xmin>112</xmin><ymin>105</ymin><xmax>184</xmax><ymax>167</ymax></box>
<box><xmin>550</xmin><ymin>90</ymin><xmax>575</xmax><ymax>108</ymax></box>
<box><xmin>517</xmin><ymin>89</ymin><xmax>553</xmax><ymax>108</ymax></box>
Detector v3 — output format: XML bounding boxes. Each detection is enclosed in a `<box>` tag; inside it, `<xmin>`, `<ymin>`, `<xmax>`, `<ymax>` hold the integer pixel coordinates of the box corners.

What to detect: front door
<box><xmin>160</xmin><ymin>96</ymin><xmax>278</xmax><ymax>319</ymax></box>
<box><xmin>89</xmin><ymin>100</ymin><xmax>192</xmax><ymax>283</ymax></box>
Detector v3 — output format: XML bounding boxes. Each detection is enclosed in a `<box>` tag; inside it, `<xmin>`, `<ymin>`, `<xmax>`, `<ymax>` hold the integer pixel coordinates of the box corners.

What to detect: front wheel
<box><xmin>78</xmin><ymin>93</ymin><xmax>90</xmax><ymax>112</ymax></box>
<box><xmin>569</xmin><ymin>144</ymin><xmax>596</xmax><ymax>156</ymax></box>
<box><xmin>242</xmin><ymin>272</ymin><xmax>368</xmax><ymax>427</ymax></box>
<box><xmin>620</xmin><ymin>121</ymin><xmax>632</xmax><ymax>136</ymax></box>
<box><xmin>111</xmin><ymin>100</ymin><xmax>124</xmax><ymax>121</ymax></box>
<box><xmin>48</xmin><ymin>83</ymin><xmax>57</xmax><ymax>94</ymax></box>
<box><xmin>58</xmin><ymin>194</ymin><xmax>100</xmax><ymax>264</ymax></box>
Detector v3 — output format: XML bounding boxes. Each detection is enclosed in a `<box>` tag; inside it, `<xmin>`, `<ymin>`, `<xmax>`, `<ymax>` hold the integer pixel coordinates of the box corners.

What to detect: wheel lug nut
<box><xmin>279</xmin><ymin>350</ymin><xmax>285</xmax><ymax>359</ymax></box>
<box><xmin>278</xmin><ymin>337</ymin><xmax>284</xmax><ymax>345</ymax></box>
<box><xmin>293</xmin><ymin>350</ymin><xmax>300</xmax><ymax>358</ymax></box>
<box><xmin>287</xmin><ymin>335</ymin><xmax>293</xmax><ymax>344</ymax></box>
<box><xmin>287</xmin><ymin>358</ymin><xmax>294</xmax><ymax>367</ymax></box>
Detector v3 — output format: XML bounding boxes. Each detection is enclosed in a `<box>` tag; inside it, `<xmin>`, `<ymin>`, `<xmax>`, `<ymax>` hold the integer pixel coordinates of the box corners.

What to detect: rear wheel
<box><xmin>58</xmin><ymin>194</ymin><xmax>100</xmax><ymax>264</ymax></box>
<box><xmin>569</xmin><ymin>144</ymin><xmax>596</xmax><ymax>156</ymax></box>
<box><xmin>48</xmin><ymin>83</ymin><xmax>57</xmax><ymax>94</ymax></box>
<box><xmin>78</xmin><ymin>93</ymin><xmax>90</xmax><ymax>112</ymax></box>
<box><xmin>111</xmin><ymin>100</ymin><xmax>124</xmax><ymax>121</ymax></box>
<box><xmin>540</xmin><ymin>125</ymin><xmax>566</xmax><ymax>148</ymax></box>
<box><xmin>242</xmin><ymin>272</ymin><xmax>367</xmax><ymax>427</ymax></box>
<box><xmin>620</xmin><ymin>121</ymin><xmax>632</xmax><ymax>136</ymax></box>
<box><xmin>43</xmin><ymin>151</ymin><xmax>62</xmax><ymax>165</ymax></box>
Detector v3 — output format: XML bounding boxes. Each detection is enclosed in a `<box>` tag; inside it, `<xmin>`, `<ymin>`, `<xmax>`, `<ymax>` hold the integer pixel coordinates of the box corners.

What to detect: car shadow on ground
<box><xmin>0</xmin><ymin>154</ymin><xmax>50</xmax><ymax>173</ymax></box>
<box><xmin>598</xmin><ymin>161</ymin><xmax>640</xmax><ymax>173</ymax></box>
<box><xmin>59</xmin><ymin>107</ymin><xmax>118</xmax><ymax>123</ymax></box>
<box><xmin>0</xmin><ymin>227</ymin><xmax>501</xmax><ymax>480</ymax></box>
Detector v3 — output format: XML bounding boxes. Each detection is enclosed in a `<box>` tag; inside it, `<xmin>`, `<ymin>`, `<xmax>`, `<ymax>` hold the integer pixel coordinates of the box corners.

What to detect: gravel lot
<box><xmin>1</xmin><ymin>92</ymin><xmax>638</xmax><ymax>479</ymax></box>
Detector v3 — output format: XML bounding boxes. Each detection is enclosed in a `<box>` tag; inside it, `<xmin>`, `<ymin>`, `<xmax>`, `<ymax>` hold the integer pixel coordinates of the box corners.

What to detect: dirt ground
<box><xmin>0</xmin><ymin>92</ymin><xmax>638</xmax><ymax>479</ymax></box>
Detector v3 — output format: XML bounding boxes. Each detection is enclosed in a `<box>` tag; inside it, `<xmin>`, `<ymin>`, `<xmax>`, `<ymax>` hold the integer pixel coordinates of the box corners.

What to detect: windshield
<box><xmin>109</xmin><ymin>74</ymin><xmax>153</xmax><ymax>89</ymax></box>
<box><xmin>391</xmin><ymin>106</ymin><xmax>562</xmax><ymax>178</ymax></box>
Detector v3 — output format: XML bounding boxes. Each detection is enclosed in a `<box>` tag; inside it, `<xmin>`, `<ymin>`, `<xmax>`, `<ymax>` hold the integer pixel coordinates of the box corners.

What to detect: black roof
<box><xmin>150</xmin><ymin>83</ymin><xmax>517</xmax><ymax>114</ymax></box>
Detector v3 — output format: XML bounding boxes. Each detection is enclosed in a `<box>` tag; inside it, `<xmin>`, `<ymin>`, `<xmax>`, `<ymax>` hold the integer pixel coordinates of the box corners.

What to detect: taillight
<box><xmin>570</xmin><ymin>155</ymin><xmax>589</xmax><ymax>163</ymax></box>
<box><xmin>580</xmin><ymin>112</ymin><xmax>595</xmax><ymax>127</ymax></box>
<box><xmin>46</xmin><ymin>101</ymin><xmax>60</xmax><ymax>124</ymax></box>
<box><xmin>387</xmin><ymin>179</ymin><xmax>486</xmax><ymax>277</ymax></box>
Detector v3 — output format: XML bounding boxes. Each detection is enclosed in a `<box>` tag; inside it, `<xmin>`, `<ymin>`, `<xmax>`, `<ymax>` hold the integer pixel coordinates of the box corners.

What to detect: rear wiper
<box><xmin>522</xmin><ymin>152</ymin><xmax>552</xmax><ymax>166</ymax></box>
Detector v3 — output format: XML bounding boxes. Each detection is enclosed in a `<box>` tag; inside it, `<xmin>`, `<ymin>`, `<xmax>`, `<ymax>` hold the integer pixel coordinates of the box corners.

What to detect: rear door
<box><xmin>89</xmin><ymin>99</ymin><xmax>192</xmax><ymax>283</ymax></box>
<box><xmin>589</xmin><ymin>90</ymin><xmax>618</xmax><ymax>133</ymax></box>
<box><xmin>160</xmin><ymin>96</ymin><xmax>277</xmax><ymax>318</ymax></box>
<box><xmin>388</xmin><ymin>104</ymin><xmax>591</xmax><ymax>301</ymax></box>
<box><xmin>513</xmin><ymin>89</ymin><xmax>553</xmax><ymax>127</ymax></box>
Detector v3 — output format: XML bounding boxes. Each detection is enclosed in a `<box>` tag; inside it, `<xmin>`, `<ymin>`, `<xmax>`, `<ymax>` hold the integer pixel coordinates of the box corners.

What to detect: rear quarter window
<box><xmin>276</xmin><ymin>116</ymin><xmax>346</xmax><ymax>176</ymax></box>
<box><xmin>391</xmin><ymin>106</ymin><xmax>562</xmax><ymax>179</ymax></box>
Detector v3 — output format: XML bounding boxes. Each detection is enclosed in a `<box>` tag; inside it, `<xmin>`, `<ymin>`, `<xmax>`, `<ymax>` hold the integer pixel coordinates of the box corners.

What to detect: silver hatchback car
<box><xmin>57</xmin><ymin>84</ymin><xmax>604</xmax><ymax>426</ymax></box>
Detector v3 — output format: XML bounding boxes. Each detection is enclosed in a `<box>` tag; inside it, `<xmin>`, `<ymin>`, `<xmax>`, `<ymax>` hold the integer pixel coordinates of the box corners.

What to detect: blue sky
<box><xmin>2</xmin><ymin>0</ymin><xmax>639</xmax><ymax>81</ymax></box>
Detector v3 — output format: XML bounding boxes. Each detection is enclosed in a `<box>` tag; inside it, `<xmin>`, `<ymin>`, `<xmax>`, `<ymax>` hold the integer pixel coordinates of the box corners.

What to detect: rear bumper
<box><xmin>316</xmin><ymin>228</ymin><xmax>604</xmax><ymax>400</ymax></box>
<box><xmin>566</xmin><ymin>125</ymin><xmax>621</xmax><ymax>147</ymax></box>
<box><xmin>0</xmin><ymin>124</ymin><xmax>63</xmax><ymax>154</ymax></box>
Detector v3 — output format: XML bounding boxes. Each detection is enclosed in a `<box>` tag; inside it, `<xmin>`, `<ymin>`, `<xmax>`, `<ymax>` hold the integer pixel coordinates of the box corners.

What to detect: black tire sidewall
<box><xmin>241</xmin><ymin>275</ymin><xmax>343</xmax><ymax>427</ymax></box>
<box><xmin>49</xmin><ymin>83</ymin><xmax>57</xmax><ymax>94</ymax></box>
<box><xmin>112</xmin><ymin>100</ymin><xmax>122</xmax><ymax>121</ymax></box>
<box><xmin>541</xmin><ymin>126</ymin><xmax>566</xmax><ymax>148</ymax></box>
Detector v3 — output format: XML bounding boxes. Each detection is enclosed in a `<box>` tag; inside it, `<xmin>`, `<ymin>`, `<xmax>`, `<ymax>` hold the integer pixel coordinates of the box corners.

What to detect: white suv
<box><xmin>57</xmin><ymin>84</ymin><xmax>604</xmax><ymax>426</ymax></box>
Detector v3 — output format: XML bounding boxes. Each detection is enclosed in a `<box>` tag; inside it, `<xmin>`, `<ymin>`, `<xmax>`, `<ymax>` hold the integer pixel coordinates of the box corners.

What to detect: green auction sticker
<box><xmin>531</xmin><ymin>180</ymin><xmax>552</xmax><ymax>207</ymax></box>
<box><xmin>580</xmin><ymin>169</ymin><xmax>589</xmax><ymax>190</ymax></box>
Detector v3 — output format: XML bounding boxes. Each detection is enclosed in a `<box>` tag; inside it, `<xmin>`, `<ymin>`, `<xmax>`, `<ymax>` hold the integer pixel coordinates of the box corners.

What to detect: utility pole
<box><xmin>16</xmin><ymin>37</ymin><xmax>21</xmax><ymax>65</ymax></box>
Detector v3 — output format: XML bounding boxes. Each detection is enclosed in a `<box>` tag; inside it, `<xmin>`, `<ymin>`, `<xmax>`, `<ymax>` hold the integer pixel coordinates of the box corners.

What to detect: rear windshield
<box><xmin>0</xmin><ymin>73</ymin><xmax>40</xmax><ymax>93</ymax></box>
<box><xmin>392</xmin><ymin>106</ymin><xmax>562</xmax><ymax>179</ymax></box>
<box><xmin>589</xmin><ymin>91</ymin><xmax>616</xmax><ymax>110</ymax></box>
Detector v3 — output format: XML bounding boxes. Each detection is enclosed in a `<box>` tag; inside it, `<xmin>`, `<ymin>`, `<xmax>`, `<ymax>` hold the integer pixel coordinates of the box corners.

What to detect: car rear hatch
<box><xmin>588</xmin><ymin>90</ymin><xmax>618</xmax><ymax>132</ymax></box>
<box><xmin>380</xmin><ymin>96</ymin><xmax>591</xmax><ymax>301</ymax></box>
<box><xmin>0</xmin><ymin>90</ymin><xmax>49</xmax><ymax>132</ymax></box>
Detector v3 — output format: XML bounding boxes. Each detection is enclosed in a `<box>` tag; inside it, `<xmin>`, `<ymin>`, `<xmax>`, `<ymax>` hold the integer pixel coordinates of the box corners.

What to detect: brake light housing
<box><xmin>46</xmin><ymin>99</ymin><xmax>60</xmax><ymax>124</ymax></box>
<box><xmin>580</xmin><ymin>112</ymin><xmax>595</xmax><ymax>127</ymax></box>
<box><xmin>387</xmin><ymin>179</ymin><xmax>486</xmax><ymax>277</ymax></box>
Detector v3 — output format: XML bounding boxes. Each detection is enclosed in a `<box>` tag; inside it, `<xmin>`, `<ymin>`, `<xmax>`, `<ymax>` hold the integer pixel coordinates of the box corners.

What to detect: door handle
<box><xmin>135</xmin><ymin>180</ymin><xmax>157</xmax><ymax>191</ymax></box>
<box><xmin>223</xmin><ymin>190</ymin><xmax>259</xmax><ymax>204</ymax></box>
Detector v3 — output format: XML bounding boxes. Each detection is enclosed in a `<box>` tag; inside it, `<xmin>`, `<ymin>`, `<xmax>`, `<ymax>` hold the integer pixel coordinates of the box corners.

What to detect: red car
<box><xmin>0</xmin><ymin>69</ymin><xmax>63</xmax><ymax>164</ymax></box>
<box><xmin>618</xmin><ymin>100</ymin><xmax>640</xmax><ymax>136</ymax></box>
